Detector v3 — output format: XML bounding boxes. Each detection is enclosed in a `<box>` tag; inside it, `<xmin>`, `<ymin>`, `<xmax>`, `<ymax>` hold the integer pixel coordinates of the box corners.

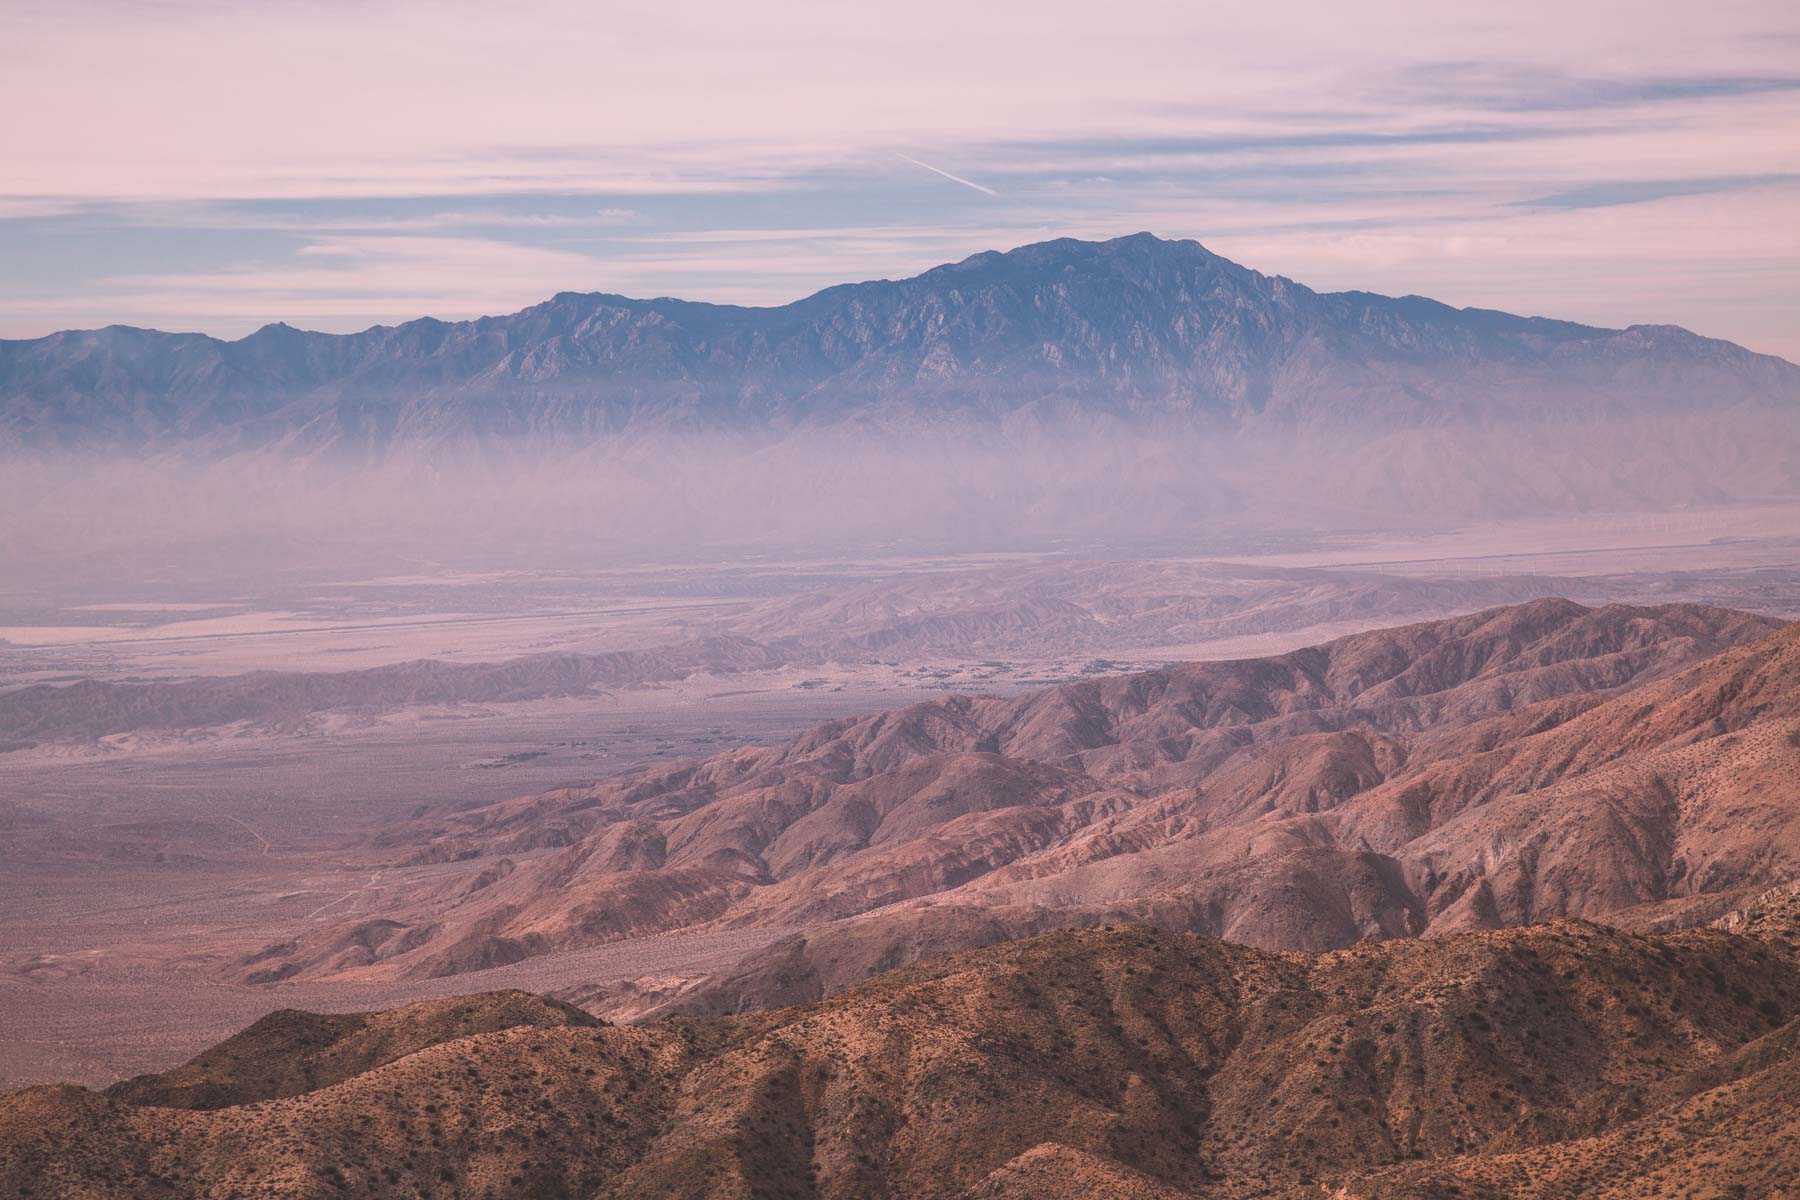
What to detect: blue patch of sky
<box><xmin>0</xmin><ymin>111</ymin><xmax>1550</xmax><ymax>290</ymax></box>
<box><xmin>2</xmin><ymin>94</ymin><xmax>1789</xmax><ymax>336</ymax></box>
<box><xmin>0</xmin><ymin>209</ymin><xmax>307</xmax><ymax>307</ymax></box>
<box><xmin>1390</xmin><ymin>63</ymin><xmax>1800</xmax><ymax>113</ymax></box>
<box><xmin>1512</xmin><ymin>174</ymin><xmax>1800</xmax><ymax>210</ymax></box>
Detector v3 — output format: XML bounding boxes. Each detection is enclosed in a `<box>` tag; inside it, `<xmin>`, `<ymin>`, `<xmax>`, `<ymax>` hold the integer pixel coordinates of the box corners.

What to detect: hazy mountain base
<box><xmin>8</xmin><ymin>232</ymin><xmax>1796</xmax><ymax>589</ymax></box>
<box><xmin>4</xmin><ymin>407</ymin><xmax>1794</xmax><ymax>574</ymax></box>
<box><xmin>0</xmin><ymin>558</ymin><xmax>1723</xmax><ymax>745</ymax></box>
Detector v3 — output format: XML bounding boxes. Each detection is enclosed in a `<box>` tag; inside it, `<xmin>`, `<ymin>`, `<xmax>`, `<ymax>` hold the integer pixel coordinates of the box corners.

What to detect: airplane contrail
<box><xmin>895</xmin><ymin>152</ymin><xmax>1000</xmax><ymax>197</ymax></box>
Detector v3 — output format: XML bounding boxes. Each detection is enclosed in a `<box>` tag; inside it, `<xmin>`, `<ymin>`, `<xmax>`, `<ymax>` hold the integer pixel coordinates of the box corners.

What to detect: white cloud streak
<box><xmin>894</xmin><ymin>154</ymin><xmax>1001</xmax><ymax>197</ymax></box>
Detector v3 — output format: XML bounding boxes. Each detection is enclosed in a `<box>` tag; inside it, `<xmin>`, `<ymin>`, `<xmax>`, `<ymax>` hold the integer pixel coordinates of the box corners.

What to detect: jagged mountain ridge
<box><xmin>234</xmin><ymin>600</ymin><xmax>1800</xmax><ymax>986</ymax></box>
<box><xmin>3</xmin><ymin>233</ymin><xmax>1796</xmax><ymax>454</ymax></box>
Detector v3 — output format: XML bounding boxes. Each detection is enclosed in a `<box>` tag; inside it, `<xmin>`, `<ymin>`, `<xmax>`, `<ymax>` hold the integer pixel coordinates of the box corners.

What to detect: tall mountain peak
<box><xmin>0</xmin><ymin>235</ymin><xmax>1793</xmax><ymax>514</ymax></box>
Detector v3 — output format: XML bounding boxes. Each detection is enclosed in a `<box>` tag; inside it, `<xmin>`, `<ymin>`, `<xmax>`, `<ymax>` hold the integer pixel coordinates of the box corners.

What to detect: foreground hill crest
<box><xmin>11</xmin><ymin>915</ymin><xmax>1800</xmax><ymax>1198</ymax></box>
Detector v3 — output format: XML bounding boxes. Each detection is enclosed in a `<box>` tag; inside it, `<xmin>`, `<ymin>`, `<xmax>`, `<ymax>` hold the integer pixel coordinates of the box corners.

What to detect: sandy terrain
<box><xmin>3</xmin><ymin>508</ymin><xmax>1798</xmax><ymax>1089</ymax></box>
<box><xmin>0</xmin><ymin>686</ymin><xmax>917</xmax><ymax>1087</ymax></box>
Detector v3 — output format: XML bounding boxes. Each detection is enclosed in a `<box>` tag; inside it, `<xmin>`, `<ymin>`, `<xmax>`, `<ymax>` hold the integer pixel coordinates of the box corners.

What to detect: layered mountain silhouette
<box><xmin>3</xmin><ymin>233</ymin><xmax>1795</xmax><ymax>454</ymax></box>
<box><xmin>12</xmin><ymin>902</ymin><xmax>1800</xmax><ymax>1198</ymax></box>
<box><xmin>230</xmin><ymin>600</ymin><xmax>1800</xmax><ymax>993</ymax></box>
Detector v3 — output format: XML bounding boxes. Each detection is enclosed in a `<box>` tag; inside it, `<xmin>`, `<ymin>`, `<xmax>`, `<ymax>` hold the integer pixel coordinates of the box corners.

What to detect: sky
<box><xmin>3</xmin><ymin>0</ymin><xmax>1798</xmax><ymax>360</ymax></box>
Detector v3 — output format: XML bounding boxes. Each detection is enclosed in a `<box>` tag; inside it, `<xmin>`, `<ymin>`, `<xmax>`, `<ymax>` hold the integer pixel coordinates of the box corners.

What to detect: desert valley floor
<box><xmin>4</xmin><ymin>508</ymin><xmax>1800</xmax><ymax>1093</ymax></box>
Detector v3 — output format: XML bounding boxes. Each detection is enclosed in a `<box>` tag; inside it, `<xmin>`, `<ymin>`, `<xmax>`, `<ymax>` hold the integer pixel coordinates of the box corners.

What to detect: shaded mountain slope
<box><xmin>232</xmin><ymin>600</ymin><xmax>1797</xmax><ymax>985</ymax></box>
<box><xmin>103</xmin><ymin>990</ymin><xmax>598</xmax><ymax>1111</ymax></box>
<box><xmin>3</xmin><ymin>234</ymin><xmax>1794</xmax><ymax>458</ymax></box>
<box><xmin>10</xmin><ymin>915</ymin><xmax>1800</xmax><ymax>1198</ymax></box>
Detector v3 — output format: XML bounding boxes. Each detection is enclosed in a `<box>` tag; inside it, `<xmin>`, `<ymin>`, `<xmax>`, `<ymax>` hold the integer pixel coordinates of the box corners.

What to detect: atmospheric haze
<box><xmin>3</xmin><ymin>235</ymin><xmax>1796</xmax><ymax>577</ymax></box>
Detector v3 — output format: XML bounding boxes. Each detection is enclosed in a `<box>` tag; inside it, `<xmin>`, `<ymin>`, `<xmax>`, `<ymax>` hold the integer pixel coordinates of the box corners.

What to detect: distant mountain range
<box><xmin>4</xmin><ymin>233</ymin><xmax>1797</xmax><ymax>455</ymax></box>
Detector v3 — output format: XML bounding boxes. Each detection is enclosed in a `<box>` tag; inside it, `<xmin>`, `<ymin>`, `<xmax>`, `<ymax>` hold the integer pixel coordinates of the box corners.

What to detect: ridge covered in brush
<box><xmin>233</xmin><ymin>599</ymin><xmax>1800</xmax><ymax>990</ymax></box>
<box><xmin>3</xmin><ymin>234</ymin><xmax>1796</xmax><ymax>454</ymax></box>
<box><xmin>10</xmin><ymin>908</ymin><xmax>1800</xmax><ymax>1198</ymax></box>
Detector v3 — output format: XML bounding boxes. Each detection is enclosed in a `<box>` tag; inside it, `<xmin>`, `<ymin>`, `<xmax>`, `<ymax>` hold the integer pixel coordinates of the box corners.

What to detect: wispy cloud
<box><xmin>1510</xmin><ymin>174</ymin><xmax>1800</xmax><ymax>210</ymax></box>
<box><xmin>1384</xmin><ymin>62</ymin><xmax>1800</xmax><ymax>114</ymax></box>
<box><xmin>894</xmin><ymin>154</ymin><xmax>1001</xmax><ymax>198</ymax></box>
<box><xmin>0</xmin><ymin>0</ymin><xmax>1796</xmax><ymax>358</ymax></box>
<box><xmin>123</xmin><ymin>202</ymin><xmax>642</xmax><ymax>236</ymax></box>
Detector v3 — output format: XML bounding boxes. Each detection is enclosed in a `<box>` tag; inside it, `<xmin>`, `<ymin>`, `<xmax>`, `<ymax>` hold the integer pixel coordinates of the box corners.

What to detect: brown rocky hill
<box><xmin>9</xmin><ymin>914</ymin><xmax>1800</xmax><ymax>1198</ymax></box>
<box><xmin>236</xmin><ymin>599</ymin><xmax>1796</xmax><ymax>988</ymax></box>
<box><xmin>103</xmin><ymin>991</ymin><xmax>598</xmax><ymax>1111</ymax></box>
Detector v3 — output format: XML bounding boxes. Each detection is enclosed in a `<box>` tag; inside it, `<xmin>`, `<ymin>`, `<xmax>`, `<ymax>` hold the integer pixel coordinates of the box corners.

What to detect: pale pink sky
<box><xmin>2</xmin><ymin>0</ymin><xmax>1797</xmax><ymax>358</ymax></box>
